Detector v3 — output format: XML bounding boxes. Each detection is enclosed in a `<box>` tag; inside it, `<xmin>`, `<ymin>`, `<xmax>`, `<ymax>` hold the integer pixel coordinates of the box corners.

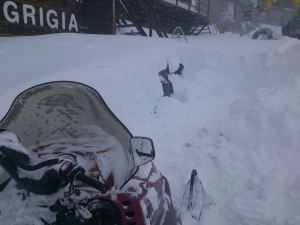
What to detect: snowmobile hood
<box><xmin>0</xmin><ymin>81</ymin><xmax>136</xmax><ymax>188</ymax></box>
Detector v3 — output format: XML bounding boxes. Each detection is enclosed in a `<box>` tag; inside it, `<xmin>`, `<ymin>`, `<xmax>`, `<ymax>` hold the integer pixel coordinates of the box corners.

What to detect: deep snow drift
<box><xmin>0</xmin><ymin>33</ymin><xmax>300</xmax><ymax>225</ymax></box>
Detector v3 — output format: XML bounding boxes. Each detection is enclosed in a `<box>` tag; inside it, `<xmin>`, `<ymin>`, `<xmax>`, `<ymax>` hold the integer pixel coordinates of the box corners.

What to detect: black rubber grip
<box><xmin>77</xmin><ymin>173</ymin><xmax>107</xmax><ymax>194</ymax></box>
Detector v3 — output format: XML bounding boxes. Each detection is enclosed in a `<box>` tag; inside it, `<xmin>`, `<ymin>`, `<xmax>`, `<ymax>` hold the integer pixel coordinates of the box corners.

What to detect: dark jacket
<box><xmin>159</xmin><ymin>69</ymin><xmax>169</xmax><ymax>81</ymax></box>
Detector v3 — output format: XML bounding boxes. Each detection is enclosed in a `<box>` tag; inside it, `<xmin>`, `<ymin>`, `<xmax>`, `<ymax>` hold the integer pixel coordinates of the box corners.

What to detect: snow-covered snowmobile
<box><xmin>0</xmin><ymin>81</ymin><xmax>179</xmax><ymax>225</ymax></box>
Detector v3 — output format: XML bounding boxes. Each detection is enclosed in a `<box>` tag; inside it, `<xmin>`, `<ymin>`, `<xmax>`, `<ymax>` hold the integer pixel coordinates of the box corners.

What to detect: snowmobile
<box><xmin>0</xmin><ymin>81</ymin><xmax>179</xmax><ymax>225</ymax></box>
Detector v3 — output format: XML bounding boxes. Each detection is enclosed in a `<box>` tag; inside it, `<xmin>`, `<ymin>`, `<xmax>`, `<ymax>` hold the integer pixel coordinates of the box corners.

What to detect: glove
<box><xmin>57</xmin><ymin>158</ymin><xmax>85</xmax><ymax>185</ymax></box>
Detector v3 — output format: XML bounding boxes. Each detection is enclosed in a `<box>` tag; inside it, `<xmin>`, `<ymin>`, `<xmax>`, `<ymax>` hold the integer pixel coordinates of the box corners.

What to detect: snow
<box><xmin>0</xmin><ymin>33</ymin><xmax>300</xmax><ymax>225</ymax></box>
<box><xmin>0</xmin><ymin>130</ymin><xmax>29</xmax><ymax>154</ymax></box>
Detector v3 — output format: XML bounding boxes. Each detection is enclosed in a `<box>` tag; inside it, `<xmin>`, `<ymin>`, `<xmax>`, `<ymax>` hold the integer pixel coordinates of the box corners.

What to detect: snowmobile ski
<box><xmin>181</xmin><ymin>169</ymin><xmax>204</xmax><ymax>221</ymax></box>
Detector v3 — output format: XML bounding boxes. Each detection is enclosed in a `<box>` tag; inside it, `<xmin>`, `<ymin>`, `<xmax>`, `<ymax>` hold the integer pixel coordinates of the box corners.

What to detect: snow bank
<box><xmin>0</xmin><ymin>34</ymin><xmax>299</xmax><ymax>225</ymax></box>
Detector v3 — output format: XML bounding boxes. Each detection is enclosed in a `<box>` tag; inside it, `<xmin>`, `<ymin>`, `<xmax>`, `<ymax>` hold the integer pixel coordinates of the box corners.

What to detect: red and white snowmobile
<box><xmin>0</xmin><ymin>81</ymin><xmax>179</xmax><ymax>225</ymax></box>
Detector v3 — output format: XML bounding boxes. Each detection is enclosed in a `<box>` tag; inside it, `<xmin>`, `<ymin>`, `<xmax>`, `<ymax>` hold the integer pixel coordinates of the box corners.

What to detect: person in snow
<box><xmin>0</xmin><ymin>129</ymin><xmax>84</xmax><ymax>195</ymax></box>
<box><xmin>158</xmin><ymin>62</ymin><xmax>184</xmax><ymax>97</ymax></box>
<box><xmin>159</xmin><ymin>67</ymin><xmax>173</xmax><ymax>97</ymax></box>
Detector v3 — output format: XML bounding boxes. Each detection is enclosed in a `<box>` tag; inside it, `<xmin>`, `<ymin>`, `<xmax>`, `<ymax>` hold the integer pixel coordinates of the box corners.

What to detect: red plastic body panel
<box><xmin>79</xmin><ymin>162</ymin><xmax>168</xmax><ymax>225</ymax></box>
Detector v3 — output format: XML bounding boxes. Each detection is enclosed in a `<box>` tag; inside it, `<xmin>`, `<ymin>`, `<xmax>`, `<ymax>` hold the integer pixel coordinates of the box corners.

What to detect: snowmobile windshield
<box><xmin>0</xmin><ymin>81</ymin><xmax>135</xmax><ymax>187</ymax></box>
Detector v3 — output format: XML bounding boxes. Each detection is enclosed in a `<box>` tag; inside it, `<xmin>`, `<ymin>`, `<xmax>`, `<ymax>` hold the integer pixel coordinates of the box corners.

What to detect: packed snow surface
<box><xmin>0</xmin><ymin>33</ymin><xmax>300</xmax><ymax>225</ymax></box>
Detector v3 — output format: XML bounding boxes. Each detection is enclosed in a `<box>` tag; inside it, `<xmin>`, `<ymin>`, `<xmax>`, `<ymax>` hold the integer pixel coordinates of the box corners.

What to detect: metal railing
<box><xmin>173</xmin><ymin>0</ymin><xmax>209</xmax><ymax>16</ymax></box>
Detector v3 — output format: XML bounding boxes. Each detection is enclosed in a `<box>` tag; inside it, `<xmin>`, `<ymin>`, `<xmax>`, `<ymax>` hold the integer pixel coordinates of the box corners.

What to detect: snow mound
<box><xmin>0</xmin><ymin>34</ymin><xmax>299</xmax><ymax>225</ymax></box>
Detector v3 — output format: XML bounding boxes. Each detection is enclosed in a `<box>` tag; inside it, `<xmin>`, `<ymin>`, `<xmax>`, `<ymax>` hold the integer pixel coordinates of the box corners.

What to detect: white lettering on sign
<box><xmin>23</xmin><ymin>4</ymin><xmax>36</xmax><ymax>25</ymax></box>
<box><xmin>3</xmin><ymin>1</ymin><xmax>19</xmax><ymax>23</ymax></box>
<box><xmin>69</xmin><ymin>14</ymin><xmax>78</xmax><ymax>32</ymax></box>
<box><xmin>62</xmin><ymin>12</ymin><xmax>65</xmax><ymax>30</ymax></box>
<box><xmin>2</xmin><ymin>1</ymin><xmax>78</xmax><ymax>32</ymax></box>
<box><xmin>47</xmin><ymin>9</ymin><xmax>58</xmax><ymax>29</ymax></box>
<box><xmin>39</xmin><ymin>7</ymin><xmax>44</xmax><ymax>26</ymax></box>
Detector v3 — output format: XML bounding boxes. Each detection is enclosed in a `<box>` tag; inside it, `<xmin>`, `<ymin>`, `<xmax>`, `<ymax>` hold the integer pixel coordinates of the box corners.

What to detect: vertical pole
<box><xmin>207</xmin><ymin>0</ymin><xmax>210</xmax><ymax>17</ymax></box>
<box><xmin>149</xmin><ymin>2</ymin><xmax>153</xmax><ymax>37</ymax></box>
<box><xmin>78</xmin><ymin>0</ymin><xmax>82</xmax><ymax>33</ymax></box>
<box><xmin>240</xmin><ymin>1</ymin><xmax>242</xmax><ymax>37</ymax></box>
<box><xmin>113</xmin><ymin>0</ymin><xmax>116</xmax><ymax>34</ymax></box>
<box><xmin>149</xmin><ymin>24</ymin><xmax>153</xmax><ymax>36</ymax></box>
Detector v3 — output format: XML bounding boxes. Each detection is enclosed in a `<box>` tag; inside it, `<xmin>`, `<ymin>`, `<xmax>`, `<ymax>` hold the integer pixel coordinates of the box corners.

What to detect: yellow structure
<box><xmin>264</xmin><ymin>0</ymin><xmax>300</xmax><ymax>9</ymax></box>
<box><xmin>265</xmin><ymin>0</ymin><xmax>277</xmax><ymax>9</ymax></box>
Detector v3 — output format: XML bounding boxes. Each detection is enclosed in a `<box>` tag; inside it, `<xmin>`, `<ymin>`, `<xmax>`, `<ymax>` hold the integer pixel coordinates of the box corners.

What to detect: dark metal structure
<box><xmin>118</xmin><ymin>0</ymin><xmax>210</xmax><ymax>37</ymax></box>
<box><xmin>0</xmin><ymin>0</ymin><xmax>210</xmax><ymax>36</ymax></box>
<box><xmin>282</xmin><ymin>6</ymin><xmax>300</xmax><ymax>39</ymax></box>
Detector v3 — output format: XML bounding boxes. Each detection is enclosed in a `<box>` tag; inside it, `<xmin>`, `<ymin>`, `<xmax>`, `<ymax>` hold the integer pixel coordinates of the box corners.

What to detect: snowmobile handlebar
<box><xmin>76</xmin><ymin>172</ymin><xmax>107</xmax><ymax>194</ymax></box>
<box><xmin>58</xmin><ymin>160</ymin><xmax>108</xmax><ymax>194</ymax></box>
<box><xmin>0</xmin><ymin>148</ymin><xmax>108</xmax><ymax>195</ymax></box>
